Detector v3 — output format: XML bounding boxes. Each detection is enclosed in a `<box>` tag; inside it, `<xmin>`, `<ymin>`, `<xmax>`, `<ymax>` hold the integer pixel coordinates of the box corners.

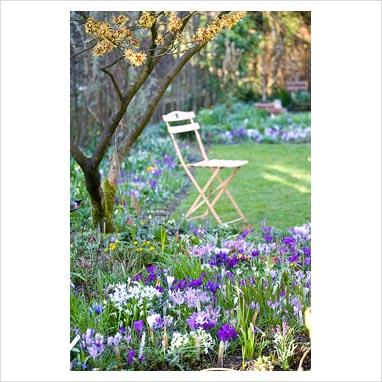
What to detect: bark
<box><xmin>83</xmin><ymin>166</ymin><xmax>115</xmax><ymax>233</ymax></box>
<box><xmin>72</xmin><ymin>149</ymin><xmax>116</xmax><ymax>232</ymax></box>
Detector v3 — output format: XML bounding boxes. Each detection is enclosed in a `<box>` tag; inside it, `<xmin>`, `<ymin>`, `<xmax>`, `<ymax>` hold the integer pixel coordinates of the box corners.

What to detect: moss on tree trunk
<box><xmin>90</xmin><ymin>179</ymin><xmax>116</xmax><ymax>233</ymax></box>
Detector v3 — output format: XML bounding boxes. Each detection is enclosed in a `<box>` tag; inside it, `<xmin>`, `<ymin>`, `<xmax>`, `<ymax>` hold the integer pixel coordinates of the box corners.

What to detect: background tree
<box><xmin>70</xmin><ymin>11</ymin><xmax>246</xmax><ymax>232</ymax></box>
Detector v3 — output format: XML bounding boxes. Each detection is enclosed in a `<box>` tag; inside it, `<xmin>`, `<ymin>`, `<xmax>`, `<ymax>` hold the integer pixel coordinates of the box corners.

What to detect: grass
<box><xmin>176</xmin><ymin>143</ymin><xmax>311</xmax><ymax>230</ymax></box>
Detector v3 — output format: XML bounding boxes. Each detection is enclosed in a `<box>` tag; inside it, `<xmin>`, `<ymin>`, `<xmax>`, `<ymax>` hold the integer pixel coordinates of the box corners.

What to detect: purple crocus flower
<box><xmin>146</xmin><ymin>264</ymin><xmax>156</xmax><ymax>274</ymax></box>
<box><xmin>170</xmin><ymin>290</ymin><xmax>185</xmax><ymax>305</ymax></box>
<box><xmin>303</xmin><ymin>247</ymin><xmax>311</xmax><ymax>257</ymax></box>
<box><xmin>173</xmin><ymin>279</ymin><xmax>187</xmax><ymax>290</ymax></box>
<box><xmin>227</xmin><ymin>256</ymin><xmax>238</xmax><ymax>269</ymax></box>
<box><xmin>216</xmin><ymin>250</ymin><xmax>228</xmax><ymax>265</ymax></box>
<box><xmin>119</xmin><ymin>326</ymin><xmax>126</xmax><ymax>334</ymax></box>
<box><xmin>89</xmin><ymin>302</ymin><xmax>103</xmax><ymax>315</ymax></box>
<box><xmin>80</xmin><ymin>329</ymin><xmax>105</xmax><ymax>359</ymax></box>
<box><xmin>187</xmin><ymin>308</ymin><xmax>219</xmax><ymax>331</ymax></box>
<box><xmin>127</xmin><ymin>349</ymin><xmax>135</xmax><ymax>366</ymax></box>
<box><xmin>145</xmin><ymin>273</ymin><xmax>156</xmax><ymax>283</ymax></box>
<box><xmin>208</xmin><ymin>257</ymin><xmax>218</xmax><ymax>267</ymax></box>
<box><xmin>251</xmin><ymin>249</ymin><xmax>260</xmax><ymax>257</ymax></box>
<box><xmin>154</xmin><ymin>316</ymin><xmax>164</xmax><ymax>330</ymax></box>
<box><xmin>217</xmin><ymin>324</ymin><xmax>238</xmax><ymax>342</ymax></box>
<box><xmin>288</xmin><ymin>254</ymin><xmax>299</xmax><ymax>263</ymax></box>
<box><xmin>269</xmin><ymin>270</ymin><xmax>277</xmax><ymax>279</ymax></box>
<box><xmin>267</xmin><ymin>300</ymin><xmax>280</xmax><ymax>310</ymax></box>
<box><xmin>283</xmin><ymin>236</ymin><xmax>296</xmax><ymax>246</ymax></box>
<box><xmin>153</xmin><ymin>168</ymin><xmax>162</xmax><ymax>177</ymax></box>
<box><xmin>133</xmin><ymin>273</ymin><xmax>143</xmax><ymax>282</ymax></box>
<box><xmin>239</xmin><ymin>228</ymin><xmax>252</xmax><ymax>239</ymax></box>
<box><xmin>133</xmin><ymin>320</ymin><xmax>144</xmax><ymax>336</ymax></box>
<box><xmin>189</xmin><ymin>277</ymin><xmax>203</xmax><ymax>288</ymax></box>
<box><xmin>107</xmin><ymin>332</ymin><xmax>122</xmax><ymax>347</ymax></box>
<box><xmin>163</xmin><ymin>154</ymin><xmax>176</xmax><ymax>169</ymax></box>
<box><xmin>182</xmin><ymin>288</ymin><xmax>210</xmax><ymax>308</ymax></box>
<box><xmin>290</xmin><ymin>296</ymin><xmax>302</xmax><ymax>314</ymax></box>
<box><xmin>149</xmin><ymin>179</ymin><xmax>157</xmax><ymax>189</ymax></box>
<box><xmin>88</xmin><ymin>343</ymin><xmax>104</xmax><ymax>359</ymax></box>
<box><xmin>262</xmin><ymin>226</ymin><xmax>273</xmax><ymax>242</ymax></box>
<box><xmin>206</xmin><ymin>280</ymin><xmax>219</xmax><ymax>294</ymax></box>
<box><xmin>226</xmin><ymin>271</ymin><xmax>234</xmax><ymax>279</ymax></box>
<box><xmin>250</xmin><ymin>301</ymin><xmax>260</xmax><ymax>311</ymax></box>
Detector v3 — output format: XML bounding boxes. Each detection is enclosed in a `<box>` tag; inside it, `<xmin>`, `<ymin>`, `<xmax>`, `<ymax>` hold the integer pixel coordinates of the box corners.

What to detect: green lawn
<box><xmin>176</xmin><ymin>143</ymin><xmax>311</xmax><ymax>230</ymax></box>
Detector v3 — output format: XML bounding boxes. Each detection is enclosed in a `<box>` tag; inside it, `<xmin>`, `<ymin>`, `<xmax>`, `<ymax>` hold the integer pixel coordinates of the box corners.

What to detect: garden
<box><xmin>70</xmin><ymin>11</ymin><xmax>311</xmax><ymax>372</ymax></box>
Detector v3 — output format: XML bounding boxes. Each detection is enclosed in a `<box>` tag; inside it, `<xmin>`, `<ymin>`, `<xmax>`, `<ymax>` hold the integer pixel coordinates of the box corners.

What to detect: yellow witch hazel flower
<box><xmin>124</xmin><ymin>49</ymin><xmax>147</xmax><ymax>66</ymax></box>
<box><xmin>138</xmin><ymin>11</ymin><xmax>156</xmax><ymax>28</ymax></box>
<box><xmin>93</xmin><ymin>39</ymin><xmax>114</xmax><ymax>56</ymax></box>
<box><xmin>112</xmin><ymin>14</ymin><xmax>128</xmax><ymax>27</ymax></box>
<box><xmin>193</xmin><ymin>11</ymin><xmax>246</xmax><ymax>44</ymax></box>
<box><xmin>168</xmin><ymin>13</ymin><xmax>182</xmax><ymax>33</ymax></box>
<box><xmin>155</xmin><ymin>35</ymin><xmax>165</xmax><ymax>46</ymax></box>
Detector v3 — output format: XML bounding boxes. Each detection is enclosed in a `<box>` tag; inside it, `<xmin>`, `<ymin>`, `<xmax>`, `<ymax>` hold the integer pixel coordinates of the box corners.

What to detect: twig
<box><xmin>71</xmin><ymin>42</ymin><xmax>97</xmax><ymax>59</ymax></box>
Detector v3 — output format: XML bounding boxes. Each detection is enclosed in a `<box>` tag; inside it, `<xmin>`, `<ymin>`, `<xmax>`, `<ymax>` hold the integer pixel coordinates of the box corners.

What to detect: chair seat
<box><xmin>187</xmin><ymin>159</ymin><xmax>248</xmax><ymax>168</ymax></box>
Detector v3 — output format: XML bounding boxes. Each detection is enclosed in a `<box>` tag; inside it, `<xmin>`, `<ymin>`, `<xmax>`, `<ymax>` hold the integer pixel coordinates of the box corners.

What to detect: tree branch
<box><xmin>71</xmin><ymin>42</ymin><xmax>97</xmax><ymax>59</ymax></box>
<box><xmin>70</xmin><ymin>141</ymin><xmax>90</xmax><ymax>170</ymax></box>
<box><xmin>101</xmin><ymin>67</ymin><xmax>124</xmax><ymax>102</ymax></box>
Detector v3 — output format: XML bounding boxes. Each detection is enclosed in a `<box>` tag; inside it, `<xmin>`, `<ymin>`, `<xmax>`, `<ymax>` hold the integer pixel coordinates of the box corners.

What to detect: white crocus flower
<box><xmin>166</xmin><ymin>276</ymin><xmax>175</xmax><ymax>287</ymax></box>
<box><xmin>147</xmin><ymin>313</ymin><xmax>161</xmax><ymax>329</ymax></box>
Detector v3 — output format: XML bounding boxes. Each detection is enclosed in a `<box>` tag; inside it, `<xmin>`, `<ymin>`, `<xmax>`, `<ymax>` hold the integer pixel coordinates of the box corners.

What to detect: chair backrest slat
<box><xmin>168</xmin><ymin>122</ymin><xmax>200</xmax><ymax>134</ymax></box>
<box><xmin>163</xmin><ymin>110</ymin><xmax>195</xmax><ymax>122</ymax></box>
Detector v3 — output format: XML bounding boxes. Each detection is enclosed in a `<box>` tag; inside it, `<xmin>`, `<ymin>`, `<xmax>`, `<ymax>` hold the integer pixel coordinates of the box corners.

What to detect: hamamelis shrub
<box><xmin>83</xmin><ymin>11</ymin><xmax>247</xmax><ymax>64</ymax></box>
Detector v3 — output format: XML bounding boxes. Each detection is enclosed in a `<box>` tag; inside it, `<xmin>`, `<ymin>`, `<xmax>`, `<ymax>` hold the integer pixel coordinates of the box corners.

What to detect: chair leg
<box><xmin>185</xmin><ymin>171</ymin><xmax>216</xmax><ymax>217</ymax></box>
<box><xmin>210</xmin><ymin>167</ymin><xmax>248</xmax><ymax>224</ymax></box>
<box><xmin>186</xmin><ymin>166</ymin><xmax>248</xmax><ymax>225</ymax></box>
<box><xmin>223</xmin><ymin>187</ymin><xmax>248</xmax><ymax>223</ymax></box>
<box><xmin>185</xmin><ymin>168</ymin><xmax>222</xmax><ymax>224</ymax></box>
<box><xmin>209</xmin><ymin>168</ymin><xmax>239</xmax><ymax>210</ymax></box>
<box><xmin>219</xmin><ymin>169</ymin><xmax>247</xmax><ymax>222</ymax></box>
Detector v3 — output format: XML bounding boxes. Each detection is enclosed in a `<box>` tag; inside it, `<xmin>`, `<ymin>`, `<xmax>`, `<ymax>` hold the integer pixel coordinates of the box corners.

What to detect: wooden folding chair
<box><xmin>162</xmin><ymin>110</ymin><xmax>248</xmax><ymax>225</ymax></box>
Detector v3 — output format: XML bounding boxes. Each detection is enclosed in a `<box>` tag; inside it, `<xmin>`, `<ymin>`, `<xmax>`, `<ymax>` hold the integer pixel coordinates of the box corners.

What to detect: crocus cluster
<box><xmin>187</xmin><ymin>307</ymin><xmax>220</xmax><ymax>331</ymax></box>
<box><xmin>217</xmin><ymin>125</ymin><xmax>310</xmax><ymax>144</ymax></box>
<box><xmin>108</xmin><ymin>282</ymin><xmax>162</xmax><ymax>311</ymax></box>
<box><xmin>170</xmin><ymin>287</ymin><xmax>211</xmax><ymax>308</ymax></box>
<box><xmin>80</xmin><ymin>329</ymin><xmax>105</xmax><ymax>359</ymax></box>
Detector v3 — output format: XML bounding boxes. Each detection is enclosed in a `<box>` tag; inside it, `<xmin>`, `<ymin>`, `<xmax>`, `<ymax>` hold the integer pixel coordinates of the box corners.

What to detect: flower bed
<box><xmin>197</xmin><ymin>101</ymin><xmax>311</xmax><ymax>144</ymax></box>
<box><xmin>70</xmin><ymin>223</ymin><xmax>311</xmax><ymax>371</ymax></box>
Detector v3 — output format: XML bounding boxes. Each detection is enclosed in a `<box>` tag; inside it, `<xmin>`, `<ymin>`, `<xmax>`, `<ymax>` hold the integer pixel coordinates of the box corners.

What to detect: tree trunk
<box><xmin>83</xmin><ymin>165</ymin><xmax>116</xmax><ymax>233</ymax></box>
